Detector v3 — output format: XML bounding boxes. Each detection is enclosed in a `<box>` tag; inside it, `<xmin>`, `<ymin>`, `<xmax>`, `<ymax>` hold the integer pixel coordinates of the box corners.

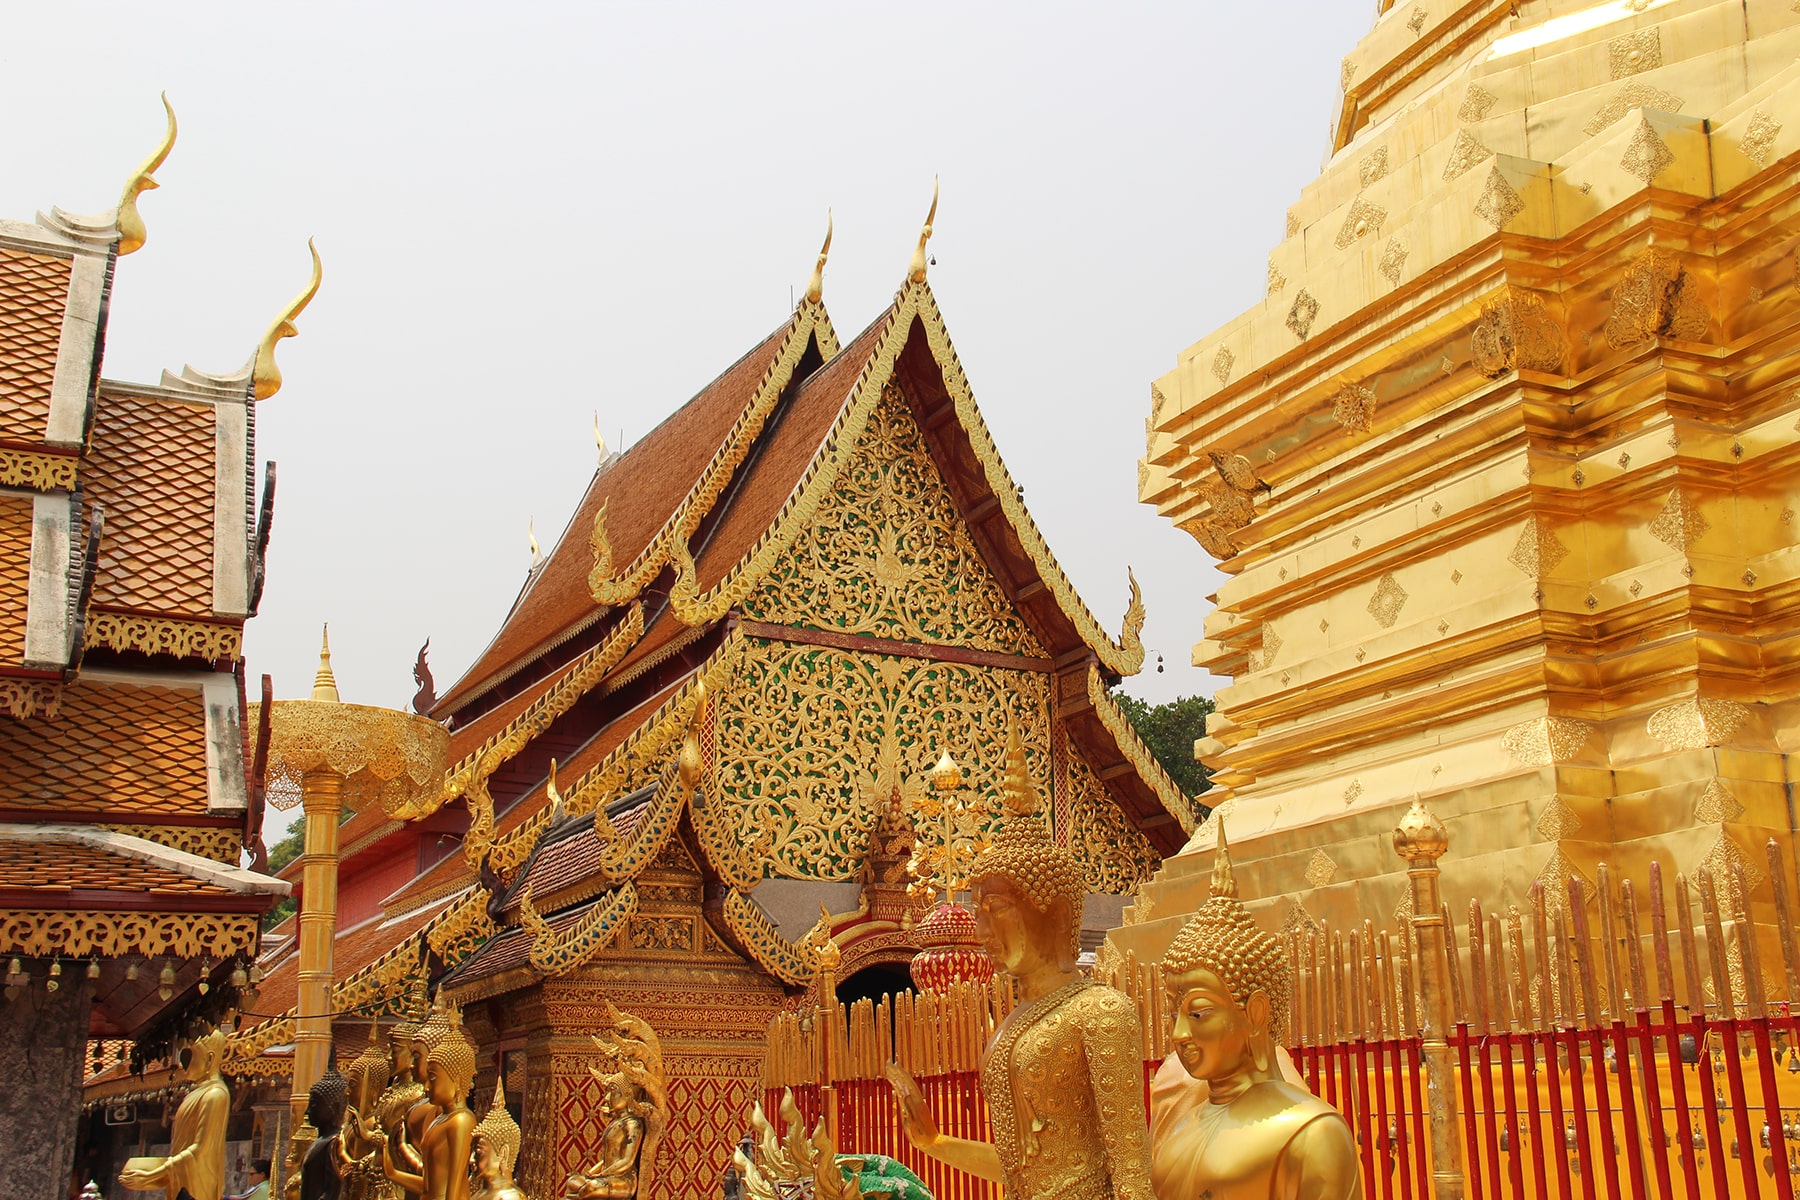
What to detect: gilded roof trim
<box><xmin>663</xmin><ymin>282</ymin><xmax>1146</xmax><ymax>676</ymax></box>
<box><xmin>1084</xmin><ymin>664</ymin><xmax>1196</xmax><ymax>835</ymax></box>
<box><xmin>520</xmin><ymin>881</ymin><xmax>638</xmax><ymax>976</ymax></box>
<box><xmin>721</xmin><ymin>888</ymin><xmax>831</xmax><ymax>987</ymax></box>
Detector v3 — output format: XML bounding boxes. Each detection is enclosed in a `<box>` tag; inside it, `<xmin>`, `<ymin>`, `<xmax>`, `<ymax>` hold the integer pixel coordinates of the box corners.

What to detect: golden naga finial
<box><xmin>312</xmin><ymin>624</ymin><xmax>340</xmax><ymax>703</ymax></box>
<box><xmin>528</xmin><ymin>519</ymin><xmax>542</xmax><ymax>569</ymax></box>
<box><xmin>907</xmin><ymin>177</ymin><xmax>938</xmax><ymax>284</ymax></box>
<box><xmin>251</xmin><ymin>238</ymin><xmax>323</xmax><ymax>401</ymax></box>
<box><xmin>804</xmin><ymin>210</ymin><xmax>832</xmax><ymax>304</ymax></box>
<box><xmin>594</xmin><ymin>413</ymin><xmax>608</xmax><ymax>460</ymax></box>
<box><xmin>116</xmin><ymin>93</ymin><xmax>177</xmax><ymax>257</ymax></box>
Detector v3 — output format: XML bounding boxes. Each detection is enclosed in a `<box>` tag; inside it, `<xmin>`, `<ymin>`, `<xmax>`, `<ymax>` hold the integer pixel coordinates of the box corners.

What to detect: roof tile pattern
<box><xmin>0</xmin><ymin>247</ymin><xmax>70</xmax><ymax>441</ymax></box>
<box><xmin>508</xmin><ymin>797</ymin><xmax>649</xmax><ymax>910</ymax></box>
<box><xmin>0</xmin><ymin>841</ymin><xmax>233</xmax><ymax>895</ymax></box>
<box><xmin>0</xmin><ymin>493</ymin><xmax>34</xmax><ymax>662</ymax></box>
<box><xmin>441</xmin><ymin>323</ymin><xmax>792</xmax><ymax>714</ymax></box>
<box><xmin>85</xmin><ymin>391</ymin><xmax>216</xmax><ymax>615</ymax></box>
<box><xmin>0</xmin><ymin>679</ymin><xmax>208</xmax><ymax>813</ymax></box>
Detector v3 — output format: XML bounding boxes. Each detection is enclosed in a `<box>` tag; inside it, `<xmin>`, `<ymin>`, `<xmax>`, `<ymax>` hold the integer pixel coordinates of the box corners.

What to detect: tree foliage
<box><xmin>1111</xmin><ymin>691</ymin><xmax>1213</xmax><ymax>801</ymax></box>
<box><xmin>260</xmin><ymin>818</ymin><xmax>304</xmax><ymax>929</ymax></box>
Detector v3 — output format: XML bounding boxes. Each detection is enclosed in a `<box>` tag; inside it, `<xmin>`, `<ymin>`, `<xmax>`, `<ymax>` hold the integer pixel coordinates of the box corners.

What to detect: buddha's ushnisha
<box><xmin>1150</xmin><ymin>822</ymin><xmax>1360</xmax><ymax>1199</ymax></box>
<box><xmin>889</xmin><ymin>715</ymin><xmax>1155</xmax><ymax>1200</ymax></box>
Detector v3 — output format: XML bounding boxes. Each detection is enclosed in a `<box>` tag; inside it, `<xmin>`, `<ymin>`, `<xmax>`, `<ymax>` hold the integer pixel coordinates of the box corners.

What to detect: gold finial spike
<box><xmin>547</xmin><ymin>758</ymin><xmax>566</xmax><ymax>818</ymax></box>
<box><xmin>528</xmin><ymin>519</ymin><xmax>542</xmax><ymax>568</ymax></box>
<box><xmin>251</xmin><ymin>238</ymin><xmax>323</xmax><ymax>401</ymax></box>
<box><xmin>593</xmin><ymin>413</ymin><xmax>608</xmax><ymax>461</ymax></box>
<box><xmin>999</xmin><ymin>712</ymin><xmax>1035</xmax><ymax>816</ymax></box>
<box><xmin>311</xmin><ymin>625</ymin><xmax>340</xmax><ymax>703</ymax></box>
<box><xmin>907</xmin><ymin>178</ymin><xmax>939</xmax><ymax>284</ymax></box>
<box><xmin>1210</xmin><ymin>818</ymin><xmax>1239</xmax><ymax>900</ymax></box>
<box><xmin>490</xmin><ymin>1074</ymin><xmax>506</xmax><ymax>1110</ymax></box>
<box><xmin>117</xmin><ymin>93</ymin><xmax>177</xmax><ymax>257</ymax></box>
<box><xmin>804</xmin><ymin>210</ymin><xmax>832</xmax><ymax>304</ymax></box>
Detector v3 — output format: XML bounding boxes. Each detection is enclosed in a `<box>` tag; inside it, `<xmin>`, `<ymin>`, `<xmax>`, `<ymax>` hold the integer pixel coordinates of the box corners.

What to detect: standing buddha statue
<box><xmin>888</xmin><ymin>716</ymin><xmax>1155</xmax><ymax>1200</ymax></box>
<box><xmin>119</xmin><ymin>1028</ymin><xmax>232</xmax><ymax>1200</ymax></box>
<box><xmin>382</xmin><ymin>1003</ymin><xmax>477</xmax><ymax>1200</ymax></box>
<box><xmin>470</xmin><ymin>1080</ymin><xmax>526</xmax><ymax>1200</ymax></box>
<box><xmin>1150</xmin><ymin>823</ymin><xmax>1360</xmax><ymax>1199</ymax></box>
<box><xmin>387</xmin><ymin>999</ymin><xmax>451</xmax><ymax>1195</ymax></box>
<box><xmin>335</xmin><ymin>1022</ymin><xmax>394</xmax><ymax>1200</ymax></box>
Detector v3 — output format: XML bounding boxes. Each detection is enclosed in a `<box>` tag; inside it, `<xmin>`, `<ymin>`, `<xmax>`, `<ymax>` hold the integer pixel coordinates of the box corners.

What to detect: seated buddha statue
<box><xmin>563</xmin><ymin>1073</ymin><xmax>646</xmax><ymax>1199</ymax></box>
<box><xmin>382</xmin><ymin>1004</ymin><xmax>477</xmax><ymax>1200</ymax></box>
<box><xmin>119</xmin><ymin>1027</ymin><xmax>231</xmax><ymax>1200</ymax></box>
<box><xmin>1150</xmin><ymin>823</ymin><xmax>1360</xmax><ymax>1200</ymax></box>
<box><xmin>470</xmin><ymin>1080</ymin><xmax>526</xmax><ymax>1200</ymax></box>
<box><xmin>888</xmin><ymin>716</ymin><xmax>1155</xmax><ymax>1200</ymax></box>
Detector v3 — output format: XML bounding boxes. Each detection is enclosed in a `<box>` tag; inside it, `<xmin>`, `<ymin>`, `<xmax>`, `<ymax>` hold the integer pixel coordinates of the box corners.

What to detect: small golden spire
<box><xmin>311</xmin><ymin>625</ymin><xmax>340</xmax><ymax>703</ymax></box>
<box><xmin>1210</xmin><ymin>817</ymin><xmax>1238</xmax><ymax>900</ymax></box>
<box><xmin>907</xmin><ymin>178</ymin><xmax>938</xmax><ymax>284</ymax></box>
<box><xmin>1000</xmin><ymin>712</ymin><xmax>1033</xmax><ymax>816</ymax></box>
<box><xmin>252</xmin><ymin>239</ymin><xmax>323</xmax><ymax>401</ymax></box>
<box><xmin>117</xmin><ymin>93</ymin><xmax>177</xmax><ymax>257</ymax></box>
<box><xmin>804</xmin><ymin>210</ymin><xmax>832</xmax><ymax>304</ymax></box>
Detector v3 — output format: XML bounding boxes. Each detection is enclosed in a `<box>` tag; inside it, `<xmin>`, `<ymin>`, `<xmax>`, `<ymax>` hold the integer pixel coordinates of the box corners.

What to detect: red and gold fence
<box><xmin>760</xmin><ymin>836</ymin><xmax>1800</xmax><ymax>1199</ymax></box>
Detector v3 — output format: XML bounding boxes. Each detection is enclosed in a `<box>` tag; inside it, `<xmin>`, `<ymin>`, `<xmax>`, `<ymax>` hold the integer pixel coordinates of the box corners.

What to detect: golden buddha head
<box><xmin>1159</xmin><ymin>822</ymin><xmax>1289</xmax><ymax>1082</ymax></box>
<box><xmin>969</xmin><ymin>715</ymin><xmax>1084</xmax><ymax>969</ymax></box>
<box><xmin>391</xmin><ymin>976</ymin><xmax>429</xmax><ymax>1073</ymax></box>
<box><xmin>425</xmin><ymin>1004</ymin><xmax>477</xmax><ymax>1109</ymax></box>
<box><xmin>348</xmin><ymin>1020</ymin><xmax>392</xmax><ymax>1109</ymax></box>
<box><xmin>182</xmin><ymin>1027</ymin><xmax>227</xmax><ymax>1083</ymax></box>
<box><xmin>472</xmin><ymin>1079</ymin><xmax>522</xmax><ymax>1182</ymax></box>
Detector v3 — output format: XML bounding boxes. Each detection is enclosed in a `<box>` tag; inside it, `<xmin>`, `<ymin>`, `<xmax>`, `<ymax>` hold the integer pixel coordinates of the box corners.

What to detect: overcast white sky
<box><xmin>5</xmin><ymin>1</ymin><xmax>1370</xmax><ymax>813</ymax></box>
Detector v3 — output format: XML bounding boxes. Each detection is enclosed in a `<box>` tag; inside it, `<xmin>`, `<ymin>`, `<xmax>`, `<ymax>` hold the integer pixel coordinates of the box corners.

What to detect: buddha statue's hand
<box><xmin>119</xmin><ymin>1161</ymin><xmax>167</xmax><ymax>1189</ymax></box>
<box><xmin>885</xmin><ymin>1063</ymin><xmax>940</xmax><ymax>1149</ymax></box>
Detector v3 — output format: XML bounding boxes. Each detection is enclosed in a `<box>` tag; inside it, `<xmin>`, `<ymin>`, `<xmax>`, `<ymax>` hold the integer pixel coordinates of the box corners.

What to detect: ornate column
<box><xmin>255</xmin><ymin>630</ymin><xmax>449</xmax><ymax>1126</ymax></box>
<box><xmin>1393</xmin><ymin>798</ymin><xmax>1462</xmax><ymax>1200</ymax></box>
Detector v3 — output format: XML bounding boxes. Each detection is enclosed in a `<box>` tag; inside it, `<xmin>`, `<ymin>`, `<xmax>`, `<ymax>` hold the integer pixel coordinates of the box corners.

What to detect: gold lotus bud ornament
<box><xmin>930</xmin><ymin>751</ymin><xmax>962</xmax><ymax>793</ymax></box>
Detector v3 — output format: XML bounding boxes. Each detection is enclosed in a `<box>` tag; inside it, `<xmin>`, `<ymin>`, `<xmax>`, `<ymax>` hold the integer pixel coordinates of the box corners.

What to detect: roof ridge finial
<box><xmin>312</xmin><ymin>624</ymin><xmax>340</xmax><ymax>703</ymax></box>
<box><xmin>804</xmin><ymin>210</ymin><xmax>832</xmax><ymax>304</ymax></box>
<box><xmin>528</xmin><ymin>519</ymin><xmax>542</xmax><ymax>570</ymax></box>
<box><xmin>593</xmin><ymin>413</ymin><xmax>608</xmax><ymax>462</ymax></box>
<box><xmin>117</xmin><ymin>93</ymin><xmax>177</xmax><ymax>257</ymax></box>
<box><xmin>252</xmin><ymin>238</ymin><xmax>323</xmax><ymax>401</ymax></box>
<box><xmin>907</xmin><ymin>177</ymin><xmax>938</xmax><ymax>285</ymax></box>
<box><xmin>1210</xmin><ymin>817</ymin><xmax>1238</xmax><ymax>900</ymax></box>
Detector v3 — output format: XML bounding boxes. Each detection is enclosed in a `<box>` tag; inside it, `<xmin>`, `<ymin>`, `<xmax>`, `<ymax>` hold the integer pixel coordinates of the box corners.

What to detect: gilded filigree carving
<box><xmin>520</xmin><ymin>882</ymin><xmax>639</xmax><ymax>976</ymax></box>
<box><xmin>721</xmin><ymin>890</ymin><xmax>829</xmax><ymax>986</ymax></box>
<box><xmin>1606</xmin><ymin>248</ymin><xmax>1709</xmax><ymax>348</ymax></box>
<box><xmin>1694</xmin><ymin>779</ymin><xmax>1745</xmax><ymax>824</ymax></box>
<box><xmin>1085</xmin><ymin>665</ymin><xmax>1192</xmax><ymax>834</ymax></box>
<box><xmin>101</xmin><ymin>824</ymin><xmax>239</xmax><ymax>864</ymax></box>
<box><xmin>1334</xmin><ymin>196</ymin><xmax>1387</xmax><ymax>250</ymax></box>
<box><xmin>1286</xmin><ymin>289</ymin><xmax>1320</xmax><ymax>340</ymax></box>
<box><xmin>0</xmin><ymin>448</ymin><xmax>77</xmax><ymax>492</ymax></box>
<box><xmin>1331</xmin><ymin>382</ymin><xmax>1376</xmax><ymax>432</ymax></box>
<box><xmin>1500</xmin><ymin>716</ymin><xmax>1593</xmax><ymax>766</ymax></box>
<box><xmin>1406</xmin><ymin>7</ymin><xmax>1427</xmax><ymax>35</ymax></box>
<box><xmin>1059</xmin><ymin>732</ymin><xmax>1159</xmax><ymax>895</ymax></box>
<box><xmin>1535</xmin><ymin>846</ymin><xmax>1596</xmax><ymax>914</ymax></box>
<box><xmin>1620</xmin><ymin>115</ymin><xmax>1675</xmax><ymax>184</ymax></box>
<box><xmin>1259</xmin><ymin>622</ymin><xmax>1283</xmax><ymax>669</ymax></box>
<box><xmin>1472</xmin><ymin>287</ymin><xmax>1563</xmax><ymax>377</ymax></box>
<box><xmin>1366</xmin><ymin>573</ymin><xmax>1408</xmax><ymax>629</ymax></box>
<box><xmin>1458</xmin><ymin>83</ymin><xmax>1498</xmax><ymax>123</ymax></box>
<box><xmin>0</xmin><ymin>678</ymin><xmax>61</xmax><ymax>719</ymax></box>
<box><xmin>1359</xmin><ymin>147</ymin><xmax>1389</xmax><ymax>187</ymax></box>
<box><xmin>714</xmin><ymin>639</ymin><xmax>1051</xmax><ymax>880</ymax></box>
<box><xmin>1646</xmin><ymin>698</ymin><xmax>1750</xmax><ymax>751</ymax></box>
<box><xmin>1507</xmin><ymin>517</ymin><xmax>1569</xmax><ymax>577</ymax></box>
<box><xmin>425</xmin><ymin>889</ymin><xmax>500</xmax><ymax>965</ymax></box>
<box><xmin>1473</xmin><ymin>166</ymin><xmax>1525</xmax><ymax>230</ymax></box>
<box><xmin>1649</xmin><ymin>486</ymin><xmax>1709</xmax><ymax>551</ymax></box>
<box><xmin>85</xmin><ymin>612</ymin><xmax>243</xmax><ymax>662</ymax></box>
<box><xmin>1304</xmin><ymin>850</ymin><xmax>1336</xmax><ymax>888</ymax></box>
<box><xmin>1608</xmin><ymin>29</ymin><xmax>1662</xmax><ymax>79</ymax></box>
<box><xmin>744</xmin><ymin>384</ymin><xmax>1045</xmax><ymax>655</ymax></box>
<box><xmin>1377</xmin><ymin>238</ymin><xmax>1407</xmax><ymax>287</ymax></box>
<box><xmin>1266</xmin><ymin>258</ymin><xmax>1286</xmax><ymax>295</ymax></box>
<box><xmin>0</xmin><ymin>910</ymin><xmax>259</xmax><ymax>958</ymax></box>
<box><xmin>1441</xmin><ymin>130</ymin><xmax>1494</xmax><ymax>182</ymax></box>
<box><xmin>1583</xmin><ymin>82</ymin><xmax>1683</xmax><ymax>137</ymax></box>
<box><xmin>1210</xmin><ymin>346</ymin><xmax>1234</xmax><ymax>386</ymax></box>
<box><xmin>1741</xmin><ymin>110</ymin><xmax>1783</xmax><ymax>165</ymax></box>
<box><xmin>1535</xmin><ymin>796</ymin><xmax>1582</xmax><ymax>841</ymax></box>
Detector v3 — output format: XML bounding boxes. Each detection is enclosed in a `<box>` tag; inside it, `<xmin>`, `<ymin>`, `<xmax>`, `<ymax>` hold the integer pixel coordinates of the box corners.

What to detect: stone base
<box><xmin>0</xmin><ymin>977</ymin><xmax>94</xmax><ymax>1198</ymax></box>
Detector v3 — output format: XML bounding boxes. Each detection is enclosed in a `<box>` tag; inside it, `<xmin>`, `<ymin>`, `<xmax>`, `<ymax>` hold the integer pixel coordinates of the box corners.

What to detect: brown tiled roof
<box><xmin>439</xmin><ymin>892</ymin><xmax>616</xmax><ymax>988</ymax></box>
<box><xmin>85</xmin><ymin>390</ymin><xmax>217</xmax><ymax>616</ymax></box>
<box><xmin>694</xmin><ymin>313</ymin><xmax>890</xmax><ymax>591</ymax></box>
<box><xmin>0</xmin><ymin>246</ymin><xmax>70</xmax><ymax>440</ymax></box>
<box><xmin>0</xmin><ymin>841</ymin><xmax>239</xmax><ymax>895</ymax></box>
<box><xmin>251</xmin><ymin>895</ymin><xmax>454</xmax><ymax>1022</ymax></box>
<box><xmin>0</xmin><ymin>494</ymin><xmax>33</xmax><ymax>662</ymax></box>
<box><xmin>0</xmin><ymin>678</ymin><xmax>208</xmax><ymax>814</ymax></box>
<box><xmin>504</xmin><ymin>794</ymin><xmax>651</xmax><ymax>913</ymax></box>
<box><xmin>440</xmin><ymin>322</ymin><xmax>796</xmax><ymax>714</ymax></box>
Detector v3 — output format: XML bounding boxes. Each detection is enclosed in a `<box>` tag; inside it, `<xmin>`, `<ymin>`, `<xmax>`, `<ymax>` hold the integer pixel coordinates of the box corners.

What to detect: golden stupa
<box><xmin>1116</xmin><ymin>0</ymin><xmax>1800</xmax><ymax>960</ymax></box>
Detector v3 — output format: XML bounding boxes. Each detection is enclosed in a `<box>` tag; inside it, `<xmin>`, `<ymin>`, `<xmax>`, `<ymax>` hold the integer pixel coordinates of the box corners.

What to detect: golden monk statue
<box><xmin>387</xmin><ymin>999</ymin><xmax>451</xmax><ymax>1197</ymax></box>
<box><xmin>382</xmin><ymin>1003</ymin><xmax>477</xmax><ymax>1200</ymax></box>
<box><xmin>889</xmin><ymin>716</ymin><xmax>1155</xmax><ymax>1200</ymax></box>
<box><xmin>564</xmin><ymin>1002</ymin><xmax>667</xmax><ymax>1200</ymax></box>
<box><xmin>120</xmin><ymin>1027</ymin><xmax>231</xmax><ymax>1200</ymax></box>
<box><xmin>1150</xmin><ymin>824</ymin><xmax>1360</xmax><ymax>1200</ymax></box>
<box><xmin>471</xmin><ymin>1080</ymin><xmax>527</xmax><ymax>1200</ymax></box>
<box><xmin>336</xmin><ymin>1023</ymin><xmax>395</xmax><ymax>1200</ymax></box>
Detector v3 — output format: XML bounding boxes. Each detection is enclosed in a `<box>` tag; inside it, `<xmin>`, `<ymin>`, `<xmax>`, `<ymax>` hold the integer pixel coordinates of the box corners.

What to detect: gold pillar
<box><xmin>814</xmin><ymin>936</ymin><xmax>841</xmax><ymax>1149</ymax></box>
<box><xmin>290</xmin><ymin>768</ymin><xmax>344</xmax><ymax>1122</ymax></box>
<box><xmin>1393</xmin><ymin>799</ymin><xmax>1462</xmax><ymax>1200</ymax></box>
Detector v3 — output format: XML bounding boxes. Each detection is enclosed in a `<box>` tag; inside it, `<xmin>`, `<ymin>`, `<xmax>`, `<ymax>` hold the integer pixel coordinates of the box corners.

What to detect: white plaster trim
<box><xmin>0</xmin><ymin>823</ymin><xmax>289</xmax><ymax>895</ymax></box>
<box><xmin>46</xmin><ymin>255</ymin><xmax>109</xmax><ymax>445</ymax></box>
<box><xmin>212</xmin><ymin>400</ymin><xmax>248</xmax><ymax>616</ymax></box>
<box><xmin>202</xmin><ymin>672</ymin><xmax>248</xmax><ymax>815</ymax></box>
<box><xmin>23</xmin><ymin>493</ymin><xmax>71</xmax><ymax>667</ymax></box>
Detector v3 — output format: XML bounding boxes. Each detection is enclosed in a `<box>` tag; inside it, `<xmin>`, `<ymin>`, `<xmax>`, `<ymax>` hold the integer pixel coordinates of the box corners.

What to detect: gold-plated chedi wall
<box><xmin>1116</xmin><ymin>0</ymin><xmax>1800</xmax><ymax>964</ymax></box>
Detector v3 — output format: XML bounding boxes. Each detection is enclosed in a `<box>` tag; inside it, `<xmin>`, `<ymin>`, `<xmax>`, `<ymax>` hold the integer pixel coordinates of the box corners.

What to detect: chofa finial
<box><xmin>312</xmin><ymin>624</ymin><xmax>340</xmax><ymax>703</ymax></box>
<box><xmin>1210</xmin><ymin>818</ymin><xmax>1238</xmax><ymax>900</ymax></box>
<box><xmin>251</xmin><ymin>239</ymin><xmax>323</xmax><ymax>401</ymax></box>
<box><xmin>804</xmin><ymin>210</ymin><xmax>832</xmax><ymax>304</ymax></box>
<box><xmin>117</xmin><ymin>93</ymin><xmax>177</xmax><ymax>257</ymax></box>
<box><xmin>907</xmin><ymin>178</ymin><xmax>938</xmax><ymax>284</ymax></box>
<box><xmin>593</xmin><ymin>413</ymin><xmax>608</xmax><ymax>461</ymax></box>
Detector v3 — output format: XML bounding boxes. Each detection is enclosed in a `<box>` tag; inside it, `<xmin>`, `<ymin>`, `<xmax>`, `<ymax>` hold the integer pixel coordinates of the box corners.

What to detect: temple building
<box><xmin>232</xmin><ymin>229</ymin><xmax>1196</xmax><ymax>1198</ymax></box>
<box><xmin>0</xmin><ymin>106</ymin><xmax>291</xmax><ymax>1198</ymax></box>
<box><xmin>1114</xmin><ymin>0</ymin><xmax>1800</xmax><ymax>966</ymax></box>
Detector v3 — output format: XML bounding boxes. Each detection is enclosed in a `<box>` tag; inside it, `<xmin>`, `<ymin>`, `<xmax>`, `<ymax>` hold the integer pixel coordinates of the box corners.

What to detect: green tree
<box><xmin>260</xmin><ymin>817</ymin><xmax>305</xmax><ymax>929</ymax></box>
<box><xmin>1111</xmin><ymin>691</ymin><xmax>1213</xmax><ymax>802</ymax></box>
